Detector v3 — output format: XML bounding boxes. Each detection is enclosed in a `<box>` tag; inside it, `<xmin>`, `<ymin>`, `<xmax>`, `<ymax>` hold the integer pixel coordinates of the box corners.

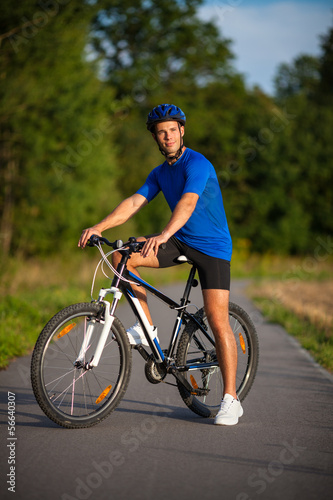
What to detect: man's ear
<box><xmin>180</xmin><ymin>126</ymin><xmax>185</xmax><ymax>137</ymax></box>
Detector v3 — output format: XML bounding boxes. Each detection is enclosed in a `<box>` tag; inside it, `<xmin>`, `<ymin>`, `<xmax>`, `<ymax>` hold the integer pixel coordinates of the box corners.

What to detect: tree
<box><xmin>316</xmin><ymin>21</ymin><xmax>333</xmax><ymax>104</ymax></box>
<box><xmin>274</xmin><ymin>55</ymin><xmax>320</xmax><ymax>100</ymax></box>
<box><xmin>0</xmin><ymin>0</ymin><xmax>120</xmax><ymax>257</ymax></box>
<box><xmin>268</xmin><ymin>20</ymin><xmax>333</xmax><ymax>253</ymax></box>
<box><xmin>90</xmin><ymin>0</ymin><xmax>235</xmax><ymax>100</ymax></box>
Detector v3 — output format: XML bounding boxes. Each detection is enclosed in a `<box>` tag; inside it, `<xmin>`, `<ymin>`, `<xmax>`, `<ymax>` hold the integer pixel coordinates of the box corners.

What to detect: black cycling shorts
<box><xmin>154</xmin><ymin>236</ymin><xmax>230</xmax><ymax>290</ymax></box>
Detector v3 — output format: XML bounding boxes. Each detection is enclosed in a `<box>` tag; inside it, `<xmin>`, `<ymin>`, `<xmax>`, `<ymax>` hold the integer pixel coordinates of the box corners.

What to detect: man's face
<box><xmin>153</xmin><ymin>121</ymin><xmax>184</xmax><ymax>156</ymax></box>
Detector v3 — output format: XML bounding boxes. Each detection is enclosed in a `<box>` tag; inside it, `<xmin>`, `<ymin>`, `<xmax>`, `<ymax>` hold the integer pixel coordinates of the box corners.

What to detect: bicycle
<box><xmin>31</xmin><ymin>235</ymin><xmax>259</xmax><ymax>429</ymax></box>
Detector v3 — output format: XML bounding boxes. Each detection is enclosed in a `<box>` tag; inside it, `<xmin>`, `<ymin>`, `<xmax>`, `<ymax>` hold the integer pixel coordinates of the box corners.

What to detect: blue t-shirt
<box><xmin>136</xmin><ymin>148</ymin><xmax>232</xmax><ymax>260</ymax></box>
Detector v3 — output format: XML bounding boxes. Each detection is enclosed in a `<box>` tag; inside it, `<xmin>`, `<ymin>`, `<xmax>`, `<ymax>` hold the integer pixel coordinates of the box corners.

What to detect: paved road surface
<box><xmin>1</xmin><ymin>280</ymin><xmax>332</xmax><ymax>500</ymax></box>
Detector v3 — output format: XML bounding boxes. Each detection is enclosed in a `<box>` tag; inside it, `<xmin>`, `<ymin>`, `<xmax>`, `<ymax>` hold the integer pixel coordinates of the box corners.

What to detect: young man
<box><xmin>78</xmin><ymin>104</ymin><xmax>243</xmax><ymax>425</ymax></box>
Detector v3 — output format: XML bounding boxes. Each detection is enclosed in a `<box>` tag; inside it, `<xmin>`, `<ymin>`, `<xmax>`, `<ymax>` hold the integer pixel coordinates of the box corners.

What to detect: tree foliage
<box><xmin>91</xmin><ymin>0</ymin><xmax>234</xmax><ymax>99</ymax></box>
<box><xmin>274</xmin><ymin>55</ymin><xmax>320</xmax><ymax>100</ymax></box>
<box><xmin>269</xmin><ymin>21</ymin><xmax>333</xmax><ymax>253</ymax></box>
<box><xmin>0</xmin><ymin>1</ymin><xmax>332</xmax><ymax>259</ymax></box>
<box><xmin>0</xmin><ymin>0</ymin><xmax>119</xmax><ymax>256</ymax></box>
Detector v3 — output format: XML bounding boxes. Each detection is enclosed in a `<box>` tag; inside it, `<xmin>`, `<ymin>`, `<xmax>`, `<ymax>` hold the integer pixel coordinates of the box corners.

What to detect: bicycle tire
<box><xmin>176</xmin><ymin>302</ymin><xmax>259</xmax><ymax>418</ymax></box>
<box><xmin>31</xmin><ymin>302</ymin><xmax>132</xmax><ymax>429</ymax></box>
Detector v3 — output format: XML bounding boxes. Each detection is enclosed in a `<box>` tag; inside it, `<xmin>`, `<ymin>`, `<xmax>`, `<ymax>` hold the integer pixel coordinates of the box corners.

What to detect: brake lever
<box><xmin>86</xmin><ymin>235</ymin><xmax>101</xmax><ymax>247</ymax></box>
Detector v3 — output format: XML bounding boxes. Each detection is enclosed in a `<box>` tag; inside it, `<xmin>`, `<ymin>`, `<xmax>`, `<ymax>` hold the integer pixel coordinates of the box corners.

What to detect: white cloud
<box><xmin>199</xmin><ymin>1</ymin><xmax>332</xmax><ymax>94</ymax></box>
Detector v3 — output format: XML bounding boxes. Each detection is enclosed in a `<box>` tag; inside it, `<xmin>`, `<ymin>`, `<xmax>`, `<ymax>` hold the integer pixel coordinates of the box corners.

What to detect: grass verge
<box><xmin>249</xmin><ymin>283</ymin><xmax>333</xmax><ymax>374</ymax></box>
<box><xmin>1</xmin><ymin>250</ymin><xmax>332</xmax><ymax>370</ymax></box>
<box><xmin>0</xmin><ymin>285</ymin><xmax>90</xmax><ymax>369</ymax></box>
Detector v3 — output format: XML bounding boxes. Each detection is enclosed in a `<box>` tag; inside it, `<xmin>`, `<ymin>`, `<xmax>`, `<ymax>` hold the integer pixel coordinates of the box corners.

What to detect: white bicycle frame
<box><xmin>74</xmin><ymin>284</ymin><xmax>163</xmax><ymax>369</ymax></box>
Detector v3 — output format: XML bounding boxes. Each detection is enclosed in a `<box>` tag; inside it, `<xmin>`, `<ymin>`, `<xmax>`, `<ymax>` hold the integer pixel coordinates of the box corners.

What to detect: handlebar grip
<box><xmin>86</xmin><ymin>234</ymin><xmax>100</xmax><ymax>247</ymax></box>
<box><xmin>87</xmin><ymin>235</ymin><xmax>123</xmax><ymax>249</ymax></box>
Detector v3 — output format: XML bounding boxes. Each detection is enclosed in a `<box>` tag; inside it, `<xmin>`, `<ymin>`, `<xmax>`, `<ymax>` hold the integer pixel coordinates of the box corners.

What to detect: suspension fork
<box><xmin>82</xmin><ymin>251</ymin><xmax>129</xmax><ymax>368</ymax></box>
<box><xmin>75</xmin><ymin>249</ymin><xmax>134</xmax><ymax>369</ymax></box>
<box><xmin>74</xmin><ymin>287</ymin><xmax>122</xmax><ymax>369</ymax></box>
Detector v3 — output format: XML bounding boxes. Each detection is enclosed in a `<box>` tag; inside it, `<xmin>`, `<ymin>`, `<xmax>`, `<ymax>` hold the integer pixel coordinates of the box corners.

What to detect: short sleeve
<box><xmin>136</xmin><ymin>167</ymin><xmax>161</xmax><ymax>202</ymax></box>
<box><xmin>183</xmin><ymin>156</ymin><xmax>211</xmax><ymax>197</ymax></box>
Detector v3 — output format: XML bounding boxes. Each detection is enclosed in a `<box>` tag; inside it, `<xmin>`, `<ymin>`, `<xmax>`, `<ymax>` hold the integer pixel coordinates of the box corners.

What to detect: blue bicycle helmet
<box><xmin>146</xmin><ymin>104</ymin><xmax>186</xmax><ymax>131</ymax></box>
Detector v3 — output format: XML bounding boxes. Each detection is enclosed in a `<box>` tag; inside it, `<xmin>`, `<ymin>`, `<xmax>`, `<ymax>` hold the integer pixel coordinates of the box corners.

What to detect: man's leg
<box><xmin>202</xmin><ymin>289</ymin><xmax>237</xmax><ymax>398</ymax></box>
<box><xmin>112</xmin><ymin>237</ymin><xmax>159</xmax><ymax>325</ymax></box>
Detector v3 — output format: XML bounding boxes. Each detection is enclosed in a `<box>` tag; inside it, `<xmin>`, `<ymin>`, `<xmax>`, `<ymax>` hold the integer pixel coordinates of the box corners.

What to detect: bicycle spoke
<box><xmin>31</xmin><ymin>304</ymin><xmax>132</xmax><ymax>428</ymax></box>
<box><xmin>176</xmin><ymin>304</ymin><xmax>259</xmax><ymax>418</ymax></box>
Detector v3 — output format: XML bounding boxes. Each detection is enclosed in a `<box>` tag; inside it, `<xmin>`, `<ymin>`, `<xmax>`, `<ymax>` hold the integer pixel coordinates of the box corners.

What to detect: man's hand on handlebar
<box><xmin>78</xmin><ymin>227</ymin><xmax>102</xmax><ymax>248</ymax></box>
<box><xmin>78</xmin><ymin>231</ymin><xmax>168</xmax><ymax>255</ymax></box>
<box><xmin>141</xmin><ymin>233</ymin><xmax>169</xmax><ymax>258</ymax></box>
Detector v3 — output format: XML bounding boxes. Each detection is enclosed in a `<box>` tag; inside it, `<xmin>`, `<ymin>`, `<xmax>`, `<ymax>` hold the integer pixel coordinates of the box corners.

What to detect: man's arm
<box><xmin>78</xmin><ymin>193</ymin><xmax>148</xmax><ymax>248</ymax></box>
<box><xmin>141</xmin><ymin>192</ymin><xmax>199</xmax><ymax>257</ymax></box>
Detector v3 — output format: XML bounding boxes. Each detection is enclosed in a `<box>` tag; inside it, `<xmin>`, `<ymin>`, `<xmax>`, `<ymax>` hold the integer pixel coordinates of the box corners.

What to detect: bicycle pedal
<box><xmin>192</xmin><ymin>387</ymin><xmax>210</xmax><ymax>396</ymax></box>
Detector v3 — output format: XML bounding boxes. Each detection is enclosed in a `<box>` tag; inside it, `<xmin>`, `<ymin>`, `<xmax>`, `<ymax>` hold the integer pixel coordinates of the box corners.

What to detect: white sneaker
<box><xmin>214</xmin><ymin>393</ymin><xmax>244</xmax><ymax>426</ymax></box>
<box><xmin>126</xmin><ymin>320</ymin><xmax>158</xmax><ymax>347</ymax></box>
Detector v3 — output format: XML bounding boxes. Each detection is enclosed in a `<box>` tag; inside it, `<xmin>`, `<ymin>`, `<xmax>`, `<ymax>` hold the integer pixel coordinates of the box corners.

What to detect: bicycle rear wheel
<box><xmin>176</xmin><ymin>302</ymin><xmax>259</xmax><ymax>418</ymax></box>
<box><xmin>31</xmin><ymin>302</ymin><xmax>131</xmax><ymax>428</ymax></box>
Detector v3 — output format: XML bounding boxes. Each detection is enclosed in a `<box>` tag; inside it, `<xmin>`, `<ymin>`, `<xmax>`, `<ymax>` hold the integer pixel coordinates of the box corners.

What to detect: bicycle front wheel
<box><xmin>31</xmin><ymin>302</ymin><xmax>132</xmax><ymax>429</ymax></box>
<box><xmin>176</xmin><ymin>302</ymin><xmax>259</xmax><ymax>418</ymax></box>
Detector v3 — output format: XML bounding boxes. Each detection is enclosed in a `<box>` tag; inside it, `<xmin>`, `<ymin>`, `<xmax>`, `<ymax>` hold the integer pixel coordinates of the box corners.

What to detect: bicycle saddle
<box><xmin>176</xmin><ymin>255</ymin><xmax>193</xmax><ymax>264</ymax></box>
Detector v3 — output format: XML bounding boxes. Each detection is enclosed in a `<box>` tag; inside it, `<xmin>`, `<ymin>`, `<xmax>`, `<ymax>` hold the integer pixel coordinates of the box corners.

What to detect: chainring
<box><xmin>144</xmin><ymin>359</ymin><xmax>167</xmax><ymax>384</ymax></box>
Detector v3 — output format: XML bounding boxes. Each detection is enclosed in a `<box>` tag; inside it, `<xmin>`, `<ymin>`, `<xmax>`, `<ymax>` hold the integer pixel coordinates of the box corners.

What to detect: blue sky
<box><xmin>200</xmin><ymin>0</ymin><xmax>333</xmax><ymax>94</ymax></box>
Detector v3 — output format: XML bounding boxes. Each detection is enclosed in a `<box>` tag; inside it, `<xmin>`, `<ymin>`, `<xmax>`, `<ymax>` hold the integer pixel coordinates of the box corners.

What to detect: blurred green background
<box><xmin>1</xmin><ymin>0</ymin><xmax>332</xmax><ymax>258</ymax></box>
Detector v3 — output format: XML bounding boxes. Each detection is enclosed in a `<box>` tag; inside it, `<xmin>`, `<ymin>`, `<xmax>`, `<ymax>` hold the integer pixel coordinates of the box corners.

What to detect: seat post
<box><xmin>180</xmin><ymin>264</ymin><xmax>197</xmax><ymax>307</ymax></box>
<box><xmin>166</xmin><ymin>263</ymin><xmax>197</xmax><ymax>359</ymax></box>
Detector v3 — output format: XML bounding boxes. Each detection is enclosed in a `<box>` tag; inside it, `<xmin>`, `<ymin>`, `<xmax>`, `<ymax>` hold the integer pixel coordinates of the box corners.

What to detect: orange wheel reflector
<box><xmin>57</xmin><ymin>323</ymin><xmax>76</xmax><ymax>339</ymax></box>
<box><xmin>239</xmin><ymin>333</ymin><xmax>246</xmax><ymax>353</ymax></box>
<box><xmin>95</xmin><ymin>385</ymin><xmax>112</xmax><ymax>404</ymax></box>
<box><xmin>190</xmin><ymin>375</ymin><xmax>199</xmax><ymax>389</ymax></box>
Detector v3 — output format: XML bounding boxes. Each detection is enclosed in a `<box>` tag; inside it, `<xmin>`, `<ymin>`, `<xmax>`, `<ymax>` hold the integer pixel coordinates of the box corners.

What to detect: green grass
<box><xmin>0</xmin><ymin>285</ymin><xmax>89</xmax><ymax>369</ymax></box>
<box><xmin>252</xmin><ymin>296</ymin><xmax>333</xmax><ymax>373</ymax></box>
<box><xmin>0</xmin><ymin>296</ymin><xmax>43</xmax><ymax>368</ymax></box>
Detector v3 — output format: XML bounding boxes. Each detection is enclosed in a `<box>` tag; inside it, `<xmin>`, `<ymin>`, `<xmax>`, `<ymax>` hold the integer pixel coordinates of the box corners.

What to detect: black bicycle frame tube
<box><xmin>125</xmin><ymin>270</ymin><xmax>179</xmax><ymax>308</ymax></box>
<box><xmin>123</xmin><ymin>266</ymin><xmax>215</xmax><ymax>359</ymax></box>
<box><xmin>118</xmin><ymin>270</ymin><xmax>181</xmax><ymax>362</ymax></box>
<box><xmin>123</xmin><ymin>268</ymin><xmax>212</xmax><ymax>338</ymax></box>
<box><xmin>111</xmin><ymin>252</ymin><xmax>215</xmax><ymax>365</ymax></box>
<box><xmin>166</xmin><ymin>264</ymin><xmax>197</xmax><ymax>359</ymax></box>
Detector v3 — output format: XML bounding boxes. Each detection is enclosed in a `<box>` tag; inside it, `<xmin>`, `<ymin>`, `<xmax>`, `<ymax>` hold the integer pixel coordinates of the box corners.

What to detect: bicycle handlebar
<box><xmin>87</xmin><ymin>235</ymin><xmax>145</xmax><ymax>253</ymax></box>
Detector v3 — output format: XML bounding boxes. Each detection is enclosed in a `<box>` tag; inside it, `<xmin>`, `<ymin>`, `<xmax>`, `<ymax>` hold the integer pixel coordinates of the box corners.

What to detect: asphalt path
<box><xmin>1</xmin><ymin>280</ymin><xmax>332</xmax><ymax>500</ymax></box>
